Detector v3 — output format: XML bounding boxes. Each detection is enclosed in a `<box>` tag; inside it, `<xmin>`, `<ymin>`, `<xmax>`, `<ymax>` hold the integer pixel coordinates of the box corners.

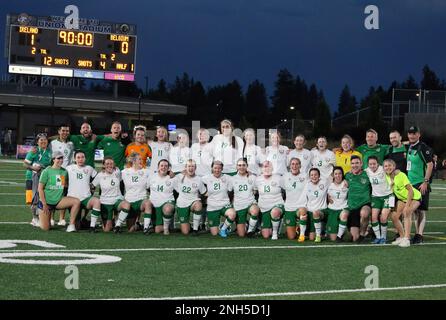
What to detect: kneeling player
<box><xmin>326</xmin><ymin>167</ymin><xmax>349</xmax><ymax>242</ymax></box>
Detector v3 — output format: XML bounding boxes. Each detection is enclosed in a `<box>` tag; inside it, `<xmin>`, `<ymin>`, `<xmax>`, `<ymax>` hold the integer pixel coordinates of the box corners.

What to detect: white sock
<box><xmin>372</xmin><ymin>223</ymin><xmax>381</xmax><ymax>239</ymax></box>
<box><xmin>143</xmin><ymin>214</ymin><xmax>152</xmax><ymax>230</ymax></box>
<box><xmin>314</xmin><ymin>222</ymin><xmax>321</xmax><ymax>237</ymax></box>
<box><xmin>381</xmin><ymin>224</ymin><xmax>388</xmax><ymax>240</ymax></box>
<box><xmin>90</xmin><ymin>209</ymin><xmax>101</xmax><ymax>227</ymax></box>
<box><xmin>220</xmin><ymin>219</ymin><xmax>232</xmax><ymax>231</ymax></box>
<box><xmin>192</xmin><ymin>213</ymin><xmax>201</xmax><ymax>231</ymax></box>
<box><xmin>300</xmin><ymin>223</ymin><xmax>307</xmax><ymax>237</ymax></box>
<box><xmin>116</xmin><ymin>210</ymin><xmax>128</xmax><ymax>227</ymax></box>
<box><xmin>163</xmin><ymin>216</ymin><xmax>172</xmax><ymax>231</ymax></box>
<box><xmin>272</xmin><ymin>220</ymin><xmax>280</xmax><ymax>237</ymax></box>
<box><xmin>247</xmin><ymin>217</ymin><xmax>257</xmax><ymax>232</ymax></box>
<box><xmin>337</xmin><ymin>223</ymin><xmax>347</xmax><ymax>238</ymax></box>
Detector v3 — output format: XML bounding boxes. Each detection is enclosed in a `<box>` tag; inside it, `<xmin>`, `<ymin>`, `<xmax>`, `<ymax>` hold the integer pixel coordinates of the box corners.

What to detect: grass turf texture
<box><xmin>0</xmin><ymin>159</ymin><xmax>445</xmax><ymax>300</ymax></box>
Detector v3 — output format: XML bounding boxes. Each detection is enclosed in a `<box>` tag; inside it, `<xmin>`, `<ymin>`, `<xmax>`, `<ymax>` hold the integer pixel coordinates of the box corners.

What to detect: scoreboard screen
<box><xmin>7</xmin><ymin>13</ymin><xmax>137</xmax><ymax>81</ymax></box>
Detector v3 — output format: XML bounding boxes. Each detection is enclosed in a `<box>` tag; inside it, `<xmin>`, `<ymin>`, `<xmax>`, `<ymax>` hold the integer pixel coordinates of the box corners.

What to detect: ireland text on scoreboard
<box><xmin>7</xmin><ymin>13</ymin><xmax>137</xmax><ymax>81</ymax></box>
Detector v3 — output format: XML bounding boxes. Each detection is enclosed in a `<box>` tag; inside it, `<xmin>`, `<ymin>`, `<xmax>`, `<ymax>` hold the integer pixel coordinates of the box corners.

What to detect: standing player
<box><xmin>65</xmin><ymin>150</ymin><xmax>101</xmax><ymax>232</ymax></box>
<box><xmin>67</xmin><ymin>122</ymin><xmax>104</xmax><ymax>168</ymax></box>
<box><xmin>384</xmin><ymin>159</ymin><xmax>421</xmax><ymax>248</ymax></box>
<box><xmin>191</xmin><ymin>128</ymin><xmax>213</xmax><ymax>177</ymax></box>
<box><xmin>147</xmin><ymin>159</ymin><xmax>176</xmax><ymax>235</ymax></box>
<box><xmin>91</xmin><ymin>157</ymin><xmax>131</xmax><ymax>232</ymax></box>
<box><xmin>202</xmin><ymin>161</ymin><xmax>237</xmax><ymax>237</ymax></box>
<box><xmin>242</xmin><ymin>128</ymin><xmax>265</xmax><ymax>176</ymax></box>
<box><xmin>23</xmin><ymin>133</ymin><xmax>52</xmax><ymax>227</ymax></box>
<box><xmin>174</xmin><ymin>159</ymin><xmax>206</xmax><ymax>235</ymax></box>
<box><xmin>311</xmin><ymin>136</ymin><xmax>336</xmax><ymax>181</ymax></box>
<box><xmin>169</xmin><ymin>132</ymin><xmax>191</xmax><ymax>174</ymax></box>
<box><xmin>149</xmin><ymin>126</ymin><xmax>173</xmax><ymax>175</ymax></box>
<box><xmin>344</xmin><ymin>155</ymin><xmax>372</xmax><ymax>242</ymax></box>
<box><xmin>366</xmin><ymin>156</ymin><xmax>393</xmax><ymax>244</ymax></box>
<box><xmin>357</xmin><ymin>129</ymin><xmax>389</xmax><ymax>168</ymax></box>
<box><xmin>287</xmin><ymin>134</ymin><xmax>313</xmax><ymax>176</ymax></box>
<box><xmin>385</xmin><ymin>130</ymin><xmax>408</xmax><ymax>173</ymax></box>
<box><xmin>97</xmin><ymin>122</ymin><xmax>132</xmax><ymax>170</ymax></box>
<box><xmin>281</xmin><ymin>158</ymin><xmax>307</xmax><ymax>240</ymax></box>
<box><xmin>125</xmin><ymin>125</ymin><xmax>152</xmax><ymax>168</ymax></box>
<box><xmin>265</xmin><ymin>131</ymin><xmax>289</xmax><ymax>176</ymax></box>
<box><xmin>255</xmin><ymin>161</ymin><xmax>284</xmax><ymax>240</ymax></box>
<box><xmin>406</xmin><ymin>126</ymin><xmax>433</xmax><ymax>244</ymax></box>
<box><xmin>231</xmin><ymin>158</ymin><xmax>259</xmax><ymax>237</ymax></box>
<box><xmin>116</xmin><ymin>152</ymin><xmax>152</xmax><ymax>233</ymax></box>
<box><xmin>334</xmin><ymin>134</ymin><xmax>362</xmax><ymax>174</ymax></box>
<box><xmin>326</xmin><ymin>167</ymin><xmax>349</xmax><ymax>242</ymax></box>
<box><xmin>297</xmin><ymin>168</ymin><xmax>328</xmax><ymax>243</ymax></box>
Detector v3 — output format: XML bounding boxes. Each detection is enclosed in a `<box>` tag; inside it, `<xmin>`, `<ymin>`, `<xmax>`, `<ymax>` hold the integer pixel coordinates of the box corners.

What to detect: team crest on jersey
<box><xmin>299</xmin><ymin>178</ymin><xmax>305</xmax><ymax>183</ymax></box>
<box><xmin>107</xmin><ymin>143</ymin><xmax>111</xmax><ymax>146</ymax></box>
<box><xmin>319</xmin><ymin>184</ymin><xmax>325</xmax><ymax>190</ymax></box>
<box><xmin>271</xmin><ymin>182</ymin><xmax>277</xmax><ymax>187</ymax></box>
<box><xmin>138</xmin><ymin>170</ymin><xmax>144</xmax><ymax>176</ymax></box>
<box><xmin>140</xmin><ymin>148</ymin><xmax>145</xmax><ymax>153</ymax></box>
<box><xmin>83</xmin><ymin>169</ymin><xmax>89</xmax><ymax>174</ymax></box>
<box><xmin>192</xmin><ymin>183</ymin><xmax>198</xmax><ymax>188</ymax></box>
<box><xmin>361</xmin><ymin>178</ymin><xmax>367</xmax><ymax>184</ymax></box>
<box><xmin>279</xmin><ymin>149</ymin><xmax>284</xmax><ymax>154</ymax></box>
<box><xmin>166</xmin><ymin>181</ymin><xmax>171</xmax><ymax>187</ymax></box>
<box><xmin>164</xmin><ymin>146</ymin><xmax>170</xmax><ymax>151</ymax></box>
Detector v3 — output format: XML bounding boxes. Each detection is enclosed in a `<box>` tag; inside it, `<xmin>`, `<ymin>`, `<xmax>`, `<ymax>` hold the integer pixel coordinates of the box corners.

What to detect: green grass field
<box><xmin>0</xmin><ymin>159</ymin><xmax>445</xmax><ymax>300</ymax></box>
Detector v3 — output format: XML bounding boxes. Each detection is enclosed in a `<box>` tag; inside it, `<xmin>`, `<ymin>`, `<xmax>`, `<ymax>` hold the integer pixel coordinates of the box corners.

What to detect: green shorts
<box><xmin>80</xmin><ymin>196</ymin><xmax>93</xmax><ymax>209</ymax></box>
<box><xmin>323</xmin><ymin>208</ymin><xmax>342</xmax><ymax>234</ymax></box>
<box><xmin>129</xmin><ymin>199</ymin><xmax>144</xmax><ymax>219</ymax></box>
<box><xmin>208</xmin><ymin>204</ymin><xmax>233</xmax><ymax>228</ymax></box>
<box><xmin>306</xmin><ymin>210</ymin><xmax>325</xmax><ymax>233</ymax></box>
<box><xmin>235</xmin><ymin>204</ymin><xmax>256</xmax><ymax>224</ymax></box>
<box><xmin>261</xmin><ymin>204</ymin><xmax>285</xmax><ymax>229</ymax></box>
<box><xmin>284</xmin><ymin>210</ymin><xmax>298</xmax><ymax>227</ymax></box>
<box><xmin>371</xmin><ymin>195</ymin><xmax>391</xmax><ymax>210</ymax></box>
<box><xmin>101</xmin><ymin>199</ymin><xmax>123</xmax><ymax>221</ymax></box>
<box><xmin>154</xmin><ymin>201</ymin><xmax>175</xmax><ymax>226</ymax></box>
<box><xmin>177</xmin><ymin>205</ymin><xmax>194</xmax><ymax>224</ymax></box>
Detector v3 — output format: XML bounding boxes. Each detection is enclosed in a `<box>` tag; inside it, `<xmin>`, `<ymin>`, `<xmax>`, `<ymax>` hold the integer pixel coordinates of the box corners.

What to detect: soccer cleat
<box><xmin>411</xmin><ymin>234</ymin><xmax>423</xmax><ymax>245</ymax></box>
<box><xmin>398</xmin><ymin>238</ymin><xmax>411</xmax><ymax>248</ymax></box>
<box><xmin>246</xmin><ymin>230</ymin><xmax>256</xmax><ymax>238</ymax></box>
<box><xmin>378</xmin><ymin>238</ymin><xmax>387</xmax><ymax>244</ymax></box>
<box><xmin>372</xmin><ymin>238</ymin><xmax>381</xmax><ymax>244</ymax></box>
<box><xmin>335</xmin><ymin>236</ymin><xmax>343</xmax><ymax>243</ymax></box>
<box><xmin>50</xmin><ymin>219</ymin><xmax>55</xmax><ymax>227</ymax></box>
<box><xmin>89</xmin><ymin>226</ymin><xmax>97</xmax><ymax>233</ymax></box>
<box><xmin>143</xmin><ymin>228</ymin><xmax>150</xmax><ymax>235</ymax></box>
<box><xmin>191</xmin><ymin>229</ymin><xmax>199</xmax><ymax>236</ymax></box>
<box><xmin>163</xmin><ymin>228</ymin><xmax>170</xmax><ymax>236</ymax></box>
<box><xmin>297</xmin><ymin>235</ymin><xmax>305</xmax><ymax>243</ymax></box>
<box><xmin>392</xmin><ymin>237</ymin><xmax>403</xmax><ymax>245</ymax></box>
<box><xmin>113</xmin><ymin>226</ymin><xmax>122</xmax><ymax>234</ymax></box>
<box><xmin>31</xmin><ymin>217</ymin><xmax>40</xmax><ymax>227</ymax></box>
<box><xmin>218</xmin><ymin>228</ymin><xmax>228</xmax><ymax>238</ymax></box>
<box><xmin>57</xmin><ymin>220</ymin><xmax>67</xmax><ymax>226</ymax></box>
<box><xmin>314</xmin><ymin>235</ymin><xmax>321</xmax><ymax>243</ymax></box>
<box><xmin>66</xmin><ymin>224</ymin><xmax>76</xmax><ymax>233</ymax></box>
<box><xmin>355</xmin><ymin>235</ymin><xmax>365</xmax><ymax>244</ymax></box>
<box><xmin>271</xmin><ymin>234</ymin><xmax>278</xmax><ymax>240</ymax></box>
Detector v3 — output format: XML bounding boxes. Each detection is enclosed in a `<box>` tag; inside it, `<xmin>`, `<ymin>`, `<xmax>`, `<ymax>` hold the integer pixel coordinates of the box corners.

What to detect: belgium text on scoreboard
<box><xmin>7</xmin><ymin>13</ymin><xmax>137</xmax><ymax>81</ymax></box>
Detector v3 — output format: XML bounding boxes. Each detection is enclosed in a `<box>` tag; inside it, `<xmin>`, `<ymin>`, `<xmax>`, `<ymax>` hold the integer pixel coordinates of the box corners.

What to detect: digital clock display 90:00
<box><xmin>57</xmin><ymin>30</ymin><xmax>94</xmax><ymax>47</ymax></box>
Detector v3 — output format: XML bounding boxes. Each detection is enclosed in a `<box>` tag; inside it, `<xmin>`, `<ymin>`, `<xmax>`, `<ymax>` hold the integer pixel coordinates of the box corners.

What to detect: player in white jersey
<box><xmin>297</xmin><ymin>168</ymin><xmax>328</xmax><ymax>243</ymax></box>
<box><xmin>50</xmin><ymin>124</ymin><xmax>74</xmax><ymax>226</ymax></box>
<box><xmin>210</xmin><ymin>119</ymin><xmax>244</xmax><ymax>175</ymax></box>
<box><xmin>91</xmin><ymin>157</ymin><xmax>130</xmax><ymax>232</ymax></box>
<box><xmin>149</xmin><ymin>126</ymin><xmax>173</xmax><ymax>174</ymax></box>
<box><xmin>311</xmin><ymin>136</ymin><xmax>336</xmax><ymax>181</ymax></box>
<box><xmin>366</xmin><ymin>156</ymin><xmax>393</xmax><ymax>244</ymax></box>
<box><xmin>242</xmin><ymin>128</ymin><xmax>265</xmax><ymax>176</ymax></box>
<box><xmin>254</xmin><ymin>161</ymin><xmax>284</xmax><ymax>240</ymax></box>
<box><xmin>175</xmin><ymin>159</ymin><xmax>206</xmax><ymax>235</ymax></box>
<box><xmin>281</xmin><ymin>158</ymin><xmax>307</xmax><ymax>240</ymax></box>
<box><xmin>231</xmin><ymin>158</ymin><xmax>259</xmax><ymax>237</ymax></box>
<box><xmin>169</xmin><ymin>132</ymin><xmax>191</xmax><ymax>174</ymax></box>
<box><xmin>287</xmin><ymin>134</ymin><xmax>313</xmax><ymax>176</ymax></box>
<box><xmin>147</xmin><ymin>159</ymin><xmax>176</xmax><ymax>235</ymax></box>
<box><xmin>115</xmin><ymin>152</ymin><xmax>151</xmax><ymax>234</ymax></box>
<box><xmin>66</xmin><ymin>150</ymin><xmax>101</xmax><ymax>232</ymax></box>
<box><xmin>191</xmin><ymin>128</ymin><xmax>213</xmax><ymax>177</ymax></box>
<box><xmin>325</xmin><ymin>167</ymin><xmax>349</xmax><ymax>242</ymax></box>
<box><xmin>202</xmin><ymin>161</ymin><xmax>237</xmax><ymax>237</ymax></box>
<box><xmin>265</xmin><ymin>131</ymin><xmax>289</xmax><ymax>176</ymax></box>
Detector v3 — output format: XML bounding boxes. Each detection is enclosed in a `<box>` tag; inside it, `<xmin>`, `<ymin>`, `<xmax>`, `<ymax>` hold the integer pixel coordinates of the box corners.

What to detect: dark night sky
<box><xmin>1</xmin><ymin>0</ymin><xmax>445</xmax><ymax>112</ymax></box>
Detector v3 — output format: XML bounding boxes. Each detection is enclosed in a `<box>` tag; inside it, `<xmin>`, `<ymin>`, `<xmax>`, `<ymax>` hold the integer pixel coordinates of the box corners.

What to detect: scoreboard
<box><xmin>7</xmin><ymin>13</ymin><xmax>137</xmax><ymax>81</ymax></box>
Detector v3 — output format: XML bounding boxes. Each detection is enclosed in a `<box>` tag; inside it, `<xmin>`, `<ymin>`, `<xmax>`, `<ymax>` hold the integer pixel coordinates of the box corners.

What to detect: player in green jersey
<box><xmin>97</xmin><ymin>121</ymin><xmax>132</xmax><ymax>170</ymax></box>
<box><xmin>357</xmin><ymin>129</ymin><xmax>389</xmax><ymax>169</ymax></box>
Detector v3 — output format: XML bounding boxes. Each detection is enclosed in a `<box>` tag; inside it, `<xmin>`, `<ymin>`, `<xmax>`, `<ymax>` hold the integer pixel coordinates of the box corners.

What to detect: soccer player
<box><xmin>191</xmin><ymin>128</ymin><xmax>213</xmax><ymax>177</ymax></box>
<box><xmin>117</xmin><ymin>152</ymin><xmax>151</xmax><ymax>233</ymax></box>
<box><xmin>297</xmin><ymin>168</ymin><xmax>328</xmax><ymax>243</ymax></box>
<box><xmin>67</xmin><ymin>122</ymin><xmax>104</xmax><ymax>168</ymax></box>
<box><xmin>255</xmin><ymin>161</ymin><xmax>284</xmax><ymax>240</ymax></box>
<box><xmin>66</xmin><ymin>150</ymin><xmax>101</xmax><ymax>232</ymax></box>
<box><xmin>326</xmin><ymin>167</ymin><xmax>349</xmax><ymax>242</ymax></box>
<box><xmin>147</xmin><ymin>159</ymin><xmax>176</xmax><ymax>235</ymax></box>
<box><xmin>230</xmin><ymin>158</ymin><xmax>259</xmax><ymax>237</ymax></box>
<box><xmin>210</xmin><ymin>119</ymin><xmax>244</xmax><ymax>176</ymax></box>
<box><xmin>311</xmin><ymin>136</ymin><xmax>336</xmax><ymax>181</ymax></box>
<box><xmin>344</xmin><ymin>155</ymin><xmax>372</xmax><ymax>242</ymax></box>
<box><xmin>287</xmin><ymin>134</ymin><xmax>313</xmax><ymax>176</ymax></box>
<box><xmin>169</xmin><ymin>132</ymin><xmax>191</xmax><ymax>174</ymax></box>
<box><xmin>334</xmin><ymin>134</ymin><xmax>362</xmax><ymax>174</ymax></box>
<box><xmin>385</xmin><ymin>130</ymin><xmax>408</xmax><ymax>173</ymax></box>
<box><xmin>202</xmin><ymin>161</ymin><xmax>237</xmax><ymax>237</ymax></box>
<box><xmin>97</xmin><ymin>121</ymin><xmax>132</xmax><ymax>170</ymax></box>
<box><xmin>384</xmin><ymin>159</ymin><xmax>421</xmax><ymax>248</ymax></box>
<box><xmin>366</xmin><ymin>156</ymin><xmax>393</xmax><ymax>244</ymax></box>
<box><xmin>37</xmin><ymin>151</ymin><xmax>80</xmax><ymax>232</ymax></box>
<box><xmin>242</xmin><ymin>128</ymin><xmax>265</xmax><ymax>176</ymax></box>
<box><xmin>149</xmin><ymin>126</ymin><xmax>173</xmax><ymax>175</ymax></box>
<box><xmin>50</xmin><ymin>124</ymin><xmax>75</xmax><ymax>226</ymax></box>
<box><xmin>174</xmin><ymin>159</ymin><xmax>206</xmax><ymax>235</ymax></box>
<box><xmin>357</xmin><ymin>129</ymin><xmax>389</xmax><ymax>168</ymax></box>
<box><xmin>406</xmin><ymin>126</ymin><xmax>434</xmax><ymax>244</ymax></box>
<box><xmin>281</xmin><ymin>157</ymin><xmax>307</xmax><ymax>240</ymax></box>
<box><xmin>265</xmin><ymin>131</ymin><xmax>289</xmax><ymax>176</ymax></box>
<box><xmin>125</xmin><ymin>125</ymin><xmax>152</xmax><ymax>168</ymax></box>
<box><xmin>23</xmin><ymin>133</ymin><xmax>52</xmax><ymax>227</ymax></box>
<box><xmin>91</xmin><ymin>157</ymin><xmax>130</xmax><ymax>232</ymax></box>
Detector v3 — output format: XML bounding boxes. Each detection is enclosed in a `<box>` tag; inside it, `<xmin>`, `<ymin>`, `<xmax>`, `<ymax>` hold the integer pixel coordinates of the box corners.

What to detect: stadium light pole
<box><xmin>289</xmin><ymin>106</ymin><xmax>295</xmax><ymax>138</ymax></box>
<box><xmin>144</xmin><ymin>76</ymin><xmax>148</xmax><ymax>96</ymax></box>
